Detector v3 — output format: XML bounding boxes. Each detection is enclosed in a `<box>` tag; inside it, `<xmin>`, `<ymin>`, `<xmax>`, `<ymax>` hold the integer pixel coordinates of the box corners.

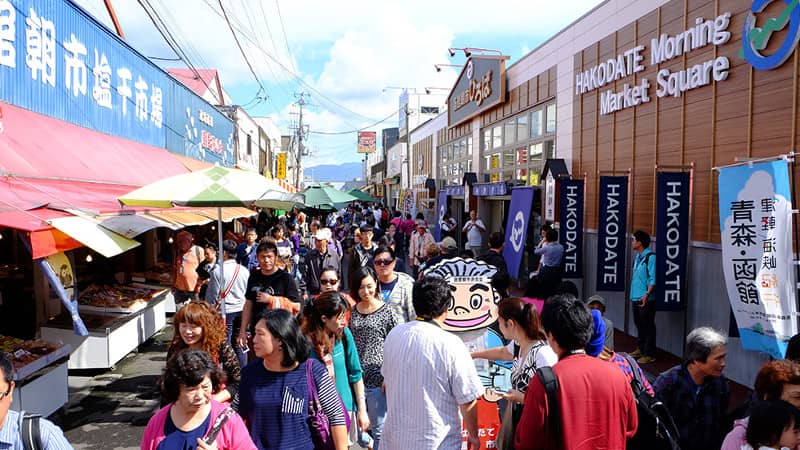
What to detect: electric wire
<box><xmin>216</xmin><ymin>0</ymin><xmax>268</xmax><ymax>99</ymax></box>
<box><xmin>308</xmin><ymin>106</ymin><xmax>401</xmax><ymax>135</ymax></box>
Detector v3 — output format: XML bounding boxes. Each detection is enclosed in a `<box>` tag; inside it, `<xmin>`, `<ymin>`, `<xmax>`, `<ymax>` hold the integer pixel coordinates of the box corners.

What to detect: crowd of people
<box><xmin>132</xmin><ymin>203</ymin><xmax>800</xmax><ymax>450</ymax></box>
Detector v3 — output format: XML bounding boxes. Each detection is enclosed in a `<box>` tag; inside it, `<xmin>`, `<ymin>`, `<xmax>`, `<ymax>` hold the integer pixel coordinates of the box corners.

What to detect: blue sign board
<box><xmin>596</xmin><ymin>176</ymin><xmax>628</xmax><ymax>291</ymax></box>
<box><xmin>503</xmin><ymin>187</ymin><xmax>534</xmax><ymax>278</ymax></box>
<box><xmin>0</xmin><ymin>0</ymin><xmax>233</xmax><ymax>166</ymax></box>
<box><xmin>473</xmin><ymin>182</ymin><xmax>506</xmax><ymax>197</ymax></box>
<box><xmin>435</xmin><ymin>190</ymin><xmax>448</xmax><ymax>241</ymax></box>
<box><xmin>655</xmin><ymin>172</ymin><xmax>690</xmax><ymax>311</ymax></box>
<box><xmin>558</xmin><ymin>178</ymin><xmax>583</xmax><ymax>278</ymax></box>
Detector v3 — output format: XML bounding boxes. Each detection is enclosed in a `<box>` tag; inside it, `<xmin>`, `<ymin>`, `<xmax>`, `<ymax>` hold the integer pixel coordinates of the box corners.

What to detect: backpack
<box><xmin>641</xmin><ymin>252</ymin><xmax>654</xmax><ymax>279</ymax></box>
<box><xmin>18</xmin><ymin>411</ymin><xmax>43</xmax><ymax>450</ymax></box>
<box><xmin>535</xmin><ymin>366</ymin><xmax>561</xmax><ymax>448</ymax></box>
<box><xmin>621</xmin><ymin>353</ymin><xmax>681</xmax><ymax>450</ymax></box>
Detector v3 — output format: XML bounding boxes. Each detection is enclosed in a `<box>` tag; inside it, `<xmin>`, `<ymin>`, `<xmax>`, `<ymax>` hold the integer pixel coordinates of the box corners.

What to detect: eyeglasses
<box><xmin>320</xmin><ymin>279</ymin><xmax>338</xmax><ymax>285</ymax></box>
<box><xmin>374</xmin><ymin>259</ymin><xmax>394</xmax><ymax>266</ymax></box>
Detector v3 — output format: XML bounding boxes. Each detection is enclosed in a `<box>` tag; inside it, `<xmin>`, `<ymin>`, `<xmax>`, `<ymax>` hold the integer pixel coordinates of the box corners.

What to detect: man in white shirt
<box><xmin>207</xmin><ymin>239</ymin><xmax>250</xmax><ymax>367</ymax></box>
<box><xmin>382</xmin><ymin>276</ymin><xmax>483</xmax><ymax>450</ymax></box>
<box><xmin>462</xmin><ymin>210</ymin><xmax>486</xmax><ymax>256</ymax></box>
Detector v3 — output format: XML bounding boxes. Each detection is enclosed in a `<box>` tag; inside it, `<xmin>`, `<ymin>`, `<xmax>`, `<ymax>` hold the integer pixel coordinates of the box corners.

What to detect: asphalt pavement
<box><xmin>51</xmin><ymin>325</ymin><xmax>172</xmax><ymax>449</ymax></box>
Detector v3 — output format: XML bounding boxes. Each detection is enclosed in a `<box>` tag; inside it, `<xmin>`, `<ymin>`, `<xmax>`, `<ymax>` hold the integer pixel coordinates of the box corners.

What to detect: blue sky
<box><xmin>74</xmin><ymin>0</ymin><xmax>604</xmax><ymax>166</ymax></box>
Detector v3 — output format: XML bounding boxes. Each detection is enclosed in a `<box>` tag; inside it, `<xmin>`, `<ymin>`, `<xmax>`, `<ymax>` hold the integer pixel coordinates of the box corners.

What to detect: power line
<box><xmin>216</xmin><ymin>0</ymin><xmax>268</xmax><ymax>99</ymax></box>
<box><xmin>197</xmin><ymin>0</ymin><xmax>382</xmax><ymax>123</ymax></box>
<box><xmin>274</xmin><ymin>0</ymin><xmax>298</xmax><ymax>75</ymax></box>
<box><xmin>309</xmin><ymin>107</ymin><xmax>401</xmax><ymax>135</ymax></box>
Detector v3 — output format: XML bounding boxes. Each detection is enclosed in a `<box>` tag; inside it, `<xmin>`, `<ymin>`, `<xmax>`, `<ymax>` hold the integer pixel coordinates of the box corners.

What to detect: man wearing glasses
<box><xmin>300</xmin><ymin>228</ymin><xmax>341</xmax><ymax>300</ymax></box>
<box><xmin>373</xmin><ymin>246</ymin><xmax>415</xmax><ymax>324</ymax></box>
<box><xmin>0</xmin><ymin>354</ymin><xmax>73</xmax><ymax>449</ymax></box>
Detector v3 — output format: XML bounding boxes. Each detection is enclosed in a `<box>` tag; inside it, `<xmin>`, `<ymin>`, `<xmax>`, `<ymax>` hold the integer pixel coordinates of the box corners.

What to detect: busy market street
<box><xmin>4</xmin><ymin>0</ymin><xmax>800</xmax><ymax>449</ymax></box>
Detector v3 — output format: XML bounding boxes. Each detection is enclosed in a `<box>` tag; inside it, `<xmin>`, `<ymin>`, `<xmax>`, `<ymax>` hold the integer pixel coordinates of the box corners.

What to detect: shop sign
<box><xmin>576</xmin><ymin>12</ymin><xmax>733</xmax><ymax>115</ymax></box>
<box><xmin>718</xmin><ymin>160</ymin><xmax>797</xmax><ymax>358</ymax></box>
<box><xmin>596</xmin><ymin>176</ymin><xmax>628</xmax><ymax>292</ymax></box>
<box><xmin>276</xmin><ymin>153</ymin><xmax>287</xmax><ymax>179</ymax></box>
<box><xmin>558</xmin><ymin>179</ymin><xmax>584</xmax><ymax>278</ymax></box>
<box><xmin>544</xmin><ymin>173</ymin><xmax>556</xmax><ymax>222</ymax></box>
<box><xmin>357</xmin><ymin>131</ymin><xmax>376</xmax><ymax>153</ymax></box>
<box><xmin>0</xmin><ymin>0</ymin><xmax>235</xmax><ymax>165</ymax></box>
<box><xmin>529</xmin><ymin>173</ymin><xmax>540</xmax><ymax>186</ymax></box>
<box><xmin>655</xmin><ymin>172</ymin><xmax>690</xmax><ymax>311</ymax></box>
<box><xmin>742</xmin><ymin>0</ymin><xmax>800</xmax><ymax>71</ymax></box>
<box><xmin>0</xmin><ymin>0</ymin><xmax>167</xmax><ymax>147</ymax></box>
<box><xmin>436</xmin><ymin>190</ymin><xmax>448</xmax><ymax>241</ymax></box>
<box><xmin>448</xmin><ymin>56</ymin><xmax>507</xmax><ymax>127</ymax></box>
<box><xmin>473</xmin><ymin>182</ymin><xmax>506</xmax><ymax>197</ymax></box>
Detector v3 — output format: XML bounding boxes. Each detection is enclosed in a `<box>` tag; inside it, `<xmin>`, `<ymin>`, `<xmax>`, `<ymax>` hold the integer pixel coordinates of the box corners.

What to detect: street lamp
<box><xmin>435</xmin><ymin>63</ymin><xmax>462</xmax><ymax>72</ymax></box>
<box><xmin>424</xmin><ymin>87</ymin><xmax>450</xmax><ymax>95</ymax></box>
<box><xmin>448</xmin><ymin>47</ymin><xmax>503</xmax><ymax>57</ymax></box>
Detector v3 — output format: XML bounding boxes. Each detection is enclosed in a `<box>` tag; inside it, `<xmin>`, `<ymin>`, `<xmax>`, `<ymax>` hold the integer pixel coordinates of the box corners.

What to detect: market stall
<box><xmin>41</xmin><ymin>283</ymin><xmax>168</xmax><ymax>369</ymax></box>
<box><xmin>2</xmin><ymin>335</ymin><xmax>71</xmax><ymax>417</ymax></box>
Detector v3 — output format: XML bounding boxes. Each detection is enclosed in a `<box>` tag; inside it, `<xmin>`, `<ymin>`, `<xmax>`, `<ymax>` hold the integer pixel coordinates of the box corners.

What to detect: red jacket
<box><xmin>515</xmin><ymin>353</ymin><xmax>638</xmax><ymax>450</ymax></box>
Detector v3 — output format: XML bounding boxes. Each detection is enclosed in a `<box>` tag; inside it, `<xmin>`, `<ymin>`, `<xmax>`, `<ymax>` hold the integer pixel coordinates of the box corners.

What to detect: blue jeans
<box><xmin>224</xmin><ymin>310</ymin><xmax>247</xmax><ymax>368</ymax></box>
<box><xmin>366</xmin><ymin>386</ymin><xmax>386</xmax><ymax>450</ymax></box>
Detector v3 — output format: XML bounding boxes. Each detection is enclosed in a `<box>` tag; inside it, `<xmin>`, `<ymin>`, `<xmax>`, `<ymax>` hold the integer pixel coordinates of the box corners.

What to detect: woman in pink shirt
<box><xmin>141</xmin><ymin>350</ymin><xmax>255</xmax><ymax>450</ymax></box>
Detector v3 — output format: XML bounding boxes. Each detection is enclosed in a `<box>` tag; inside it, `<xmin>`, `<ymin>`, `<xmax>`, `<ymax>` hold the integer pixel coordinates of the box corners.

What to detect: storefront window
<box><xmin>530</xmin><ymin>142</ymin><xmax>543</xmax><ymax>159</ymax></box>
<box><xmin>544</xmin><ymin>139</ymin><xmax>555</xmax><ymax>159</ymax></box>
<box><xmin>546</xmin><ymin>103</ymin><xmax>556</xmax><ymax>134</ymax></box>
<box><xmin>467</xmin><ymin>137</ymin><xmax>473</xmax><ymax>156</ymax></box>
<box><xmin>503</xmin><ymin>148</ymin><xmax>515</xmax><ymax>168</ymax></box>
<box><xmin>504</xmin><ymin>118</ymin><xmax>516</xmax><ymax>145</ymax></box>
<box><xmin>531</xmin><ymin>109</ymin><xmax>543</xmax><ymax>138</ymax></box>
<box><xmin>517</xmin><ymin>115</ymin><xmax>528</xmax><ymax>141</ymax></box>
<box><xmin>492</xmin><ymin>125</ymin><xmax>503</xmax><ymax>149</ymax></box>
<box><xmin>483</xmin><ymin>129</ymin><xmax>491</xmax><ymax>151</ymax></box>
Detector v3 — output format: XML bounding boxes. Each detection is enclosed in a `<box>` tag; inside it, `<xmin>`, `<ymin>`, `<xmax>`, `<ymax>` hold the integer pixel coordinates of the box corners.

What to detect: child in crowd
<box><xmin>744</xmin><ymin>400</ymin><xmax>800</xmax><ymax>450</ymax></box>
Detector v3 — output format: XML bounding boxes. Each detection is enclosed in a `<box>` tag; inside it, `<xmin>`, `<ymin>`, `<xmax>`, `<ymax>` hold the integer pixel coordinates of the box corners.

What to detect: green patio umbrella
<box><xmin>119</xmin><ymin>166</ymin><xmax>304</xmax><ymax>317</ymax></box>
<box><xmin>347</xmin><ymin>189</ymin><xmax>378</xmax><ymax>202</ymax></box>
<box><xmin>302</xmin><ymin>184</ymin><xmax>358</xmax><ymax>210</ymax></box>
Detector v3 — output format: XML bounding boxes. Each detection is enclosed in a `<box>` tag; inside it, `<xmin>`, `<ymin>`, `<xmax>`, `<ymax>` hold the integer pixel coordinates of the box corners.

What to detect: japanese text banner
<box><xmin>718</xmin><ymin>160</ymin><xmax>797</xmax><ymax>359</ymax></box>
<box><xmin>559</xmin><ymin>179</ymin><xmax>584</xmax><ymax>278</ymax></box>
<box><xmin>436</xmin><ymin>190</ymin><xmax>448</xmax><ymax>241</ymax></box>
<box><xmin>655</xmin><ymin>172</ymin><xmax>690</xmax><ymax>311</ymax></box>
<box><xmin>503</xmin><ymin>187</ymin><xmax>534</xmax><ymax>278</ymax></box>
<box><xmin>596</xmin><ymin>176</ymin><xmax>628</xmax><ymax>291</ymax></box>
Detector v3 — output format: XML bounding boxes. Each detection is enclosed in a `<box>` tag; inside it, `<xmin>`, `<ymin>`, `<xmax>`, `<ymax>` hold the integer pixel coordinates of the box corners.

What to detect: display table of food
<box><xmin>131</xmin><ymin>263</ymin><xmax>177</xmax><ymax>313</ymax></box>
<box><xmin>40</xmin><ymin>285</ymin><xmax>168</xmax><ymax>369</ymax></box>
<box><xmin>0</xmin><ymin>335</ymin><xmax>71</xmax><ymax>417</ymax></box>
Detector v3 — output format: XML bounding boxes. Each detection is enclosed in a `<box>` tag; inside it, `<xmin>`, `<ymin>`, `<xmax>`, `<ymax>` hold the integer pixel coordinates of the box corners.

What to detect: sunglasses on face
<box><xmin>374</xmin><ymin>259</ymin><xmax>394</xmax><ymax>266</ymax></box>
<box><xmin>320</xmin><ymin>279</ymin><xmax>338</xmax><ymax>285</ymax></box>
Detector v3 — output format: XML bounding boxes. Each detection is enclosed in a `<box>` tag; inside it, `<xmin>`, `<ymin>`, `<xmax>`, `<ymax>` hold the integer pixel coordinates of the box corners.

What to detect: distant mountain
<box><xmin>306</xmin><ymin>162</ymin><xmax>362</xmax><ymax>182</ymax></box>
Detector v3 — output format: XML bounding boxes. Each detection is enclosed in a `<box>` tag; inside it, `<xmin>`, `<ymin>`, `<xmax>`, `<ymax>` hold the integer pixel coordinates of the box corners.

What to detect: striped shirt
<box><xmin>0</xmin><ymin>410</ymin><xmax>74</xmax><ymax>449</ymax></box>
<box><xmin>381</xmin><ymin>320</ymin><xmax>484</xmax><ymax>450</ymax></box>
<box><xmin>236</xmin><ymin>359</ymin><xmax>345</xmax><ymax>450</ymax></box>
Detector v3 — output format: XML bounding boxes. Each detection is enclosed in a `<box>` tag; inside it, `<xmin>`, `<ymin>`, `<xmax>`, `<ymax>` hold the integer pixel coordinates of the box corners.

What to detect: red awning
<box><xmin>0</xmin><ymin>102</ymin><xmax>189</xmax><ymax>187</ymax></box>
<box><xmin>0</xmin><ymin>209</ymin><xmax>83</xmax><ymax>258</ymax></box>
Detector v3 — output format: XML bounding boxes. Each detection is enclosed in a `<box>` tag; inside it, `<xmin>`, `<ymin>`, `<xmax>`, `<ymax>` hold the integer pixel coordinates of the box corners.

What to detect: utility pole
<box><xmin>292</xmin><ymin>92</ymin><xmax>309</xmax><ymax>189</ymax></box>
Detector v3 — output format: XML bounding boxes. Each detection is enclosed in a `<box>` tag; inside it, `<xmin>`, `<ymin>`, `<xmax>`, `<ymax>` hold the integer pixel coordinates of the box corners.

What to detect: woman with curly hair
<box><xmin>302</xmin><ymin>291</ymin><xmax>371</xmax><ymax>449</ymax></box>
<box><xmin>168</xmin><ymin>301</ymin><xmax>241</xmax><ymax>403</ymax></box>
<box><xmin>142</xmin><ymin>350</ymin><xmax>256</xmax><ymax>450</ymax></box>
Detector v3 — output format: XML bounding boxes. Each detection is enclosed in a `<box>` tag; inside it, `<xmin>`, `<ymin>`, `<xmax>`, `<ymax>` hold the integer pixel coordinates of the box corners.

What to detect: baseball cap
<box><xmin>439</xmin><ymin>237</ymin><xmax>457</xmax><ymax>251</ymax></box>
<box><xmin>586</xmin><ymin>294</ymin><xmax>607</xmax><ymax>308</ymax></box>
<box><xmin>314</xmin><ymin>228</ymin><xmax>332</xmax><ymax>241</ymax></box>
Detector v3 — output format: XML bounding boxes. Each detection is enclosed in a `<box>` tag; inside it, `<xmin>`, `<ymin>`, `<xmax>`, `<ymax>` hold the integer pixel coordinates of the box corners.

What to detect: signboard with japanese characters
<box><xmin>718</xmin><ymin>160</ymin><xmax>797</xmax><ymax>359</ymax></box>
<box><xmin>0</xmin><ymin>1</ymin><xmax>233</xmax><ymax>165</ymax></box>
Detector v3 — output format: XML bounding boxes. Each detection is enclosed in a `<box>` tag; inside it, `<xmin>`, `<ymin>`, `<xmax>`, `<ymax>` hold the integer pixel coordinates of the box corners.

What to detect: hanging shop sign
<box><xmin>276</xmin><ymin>153</ymin><xmax>287</xmax><ymax>180</ymax></box>
<box><xmin>558</xmin><ymin>179</ymin><xmax>584</xmax><ymax>278</ymax></box>
<box><xmin>575</xmin><ymin>12</ymin><xmax>733</xmax><ymax>115</ymax></box>
<box><xmin>655</xmin><ymin>172</ymin><xmax>691</xmax><ymax>311</ymax></box>
<box><xmin>503</xmin><ymin>187</ymin><xmax>534</xmax><ymax>278</ymax></box>
<box><xmin>0</xmin><ymin>0</ymin><xmax>234</xmax><ymax>166</ymax></box>
<box><xmin>473</xmin><ymin>182</ymin><xmax>507</xmax><ymax>197</ymax></box>
<box><xmin>447</xmin><ymin>56</ymin><xmax>507</xmax><ymax>127</ymax></box>
<box><xmin>436</xmin><ymin>190</ymin><xmax>448</xmax><ymax>241</ymax></box>
<box><xmin>596</xmin><ymin>176</ymin><xmax>628</xmax><ymax>291</ymax></box>
<box><xmin>718</xmin><ymin>159</ymin><xmax>797</xmax><ymax>359</ymax></box>
<box><xmin>357</xmin><ymin>131</ymin><xmax>377</xmax><ymax>154</ymax></box>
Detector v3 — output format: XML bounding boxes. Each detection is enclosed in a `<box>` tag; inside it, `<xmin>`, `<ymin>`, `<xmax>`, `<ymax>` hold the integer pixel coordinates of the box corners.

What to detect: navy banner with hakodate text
<box><xmin>655</xmin><ymin>171</ymin><xmax>690</xmax><ymax>311</ymax></box>
<box><xmin>596</xmin><ymin>176</ymin><xmax>628</xmax><ymax>291</ymax></box>
<box><xmin>559</xmin><ymin>179</ymin><xmax>584</xmax><ymax>278</ymax></box>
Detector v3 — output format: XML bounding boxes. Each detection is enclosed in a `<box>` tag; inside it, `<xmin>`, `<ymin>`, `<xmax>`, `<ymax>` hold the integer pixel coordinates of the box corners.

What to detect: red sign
<box><xmin>201</xmin><ymin>130</ymin><xmax>223</xmax><ymax>154</ymax></box>
<box><xmin>462</xmin><ymin>397</ymin><xmax>501</xmax><ymax>449</ymax></box>
<box><xmin>357</xmin><ymin>131</ymin><xmax>377</xmax><ymax>154</ymax></box>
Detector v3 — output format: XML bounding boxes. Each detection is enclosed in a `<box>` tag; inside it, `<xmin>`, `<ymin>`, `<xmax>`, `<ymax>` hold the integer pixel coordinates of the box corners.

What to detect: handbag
<box><xmin>306</xmin><ymin>360</ymin><xmax>351</xmax><ymax>450</ymax></box>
